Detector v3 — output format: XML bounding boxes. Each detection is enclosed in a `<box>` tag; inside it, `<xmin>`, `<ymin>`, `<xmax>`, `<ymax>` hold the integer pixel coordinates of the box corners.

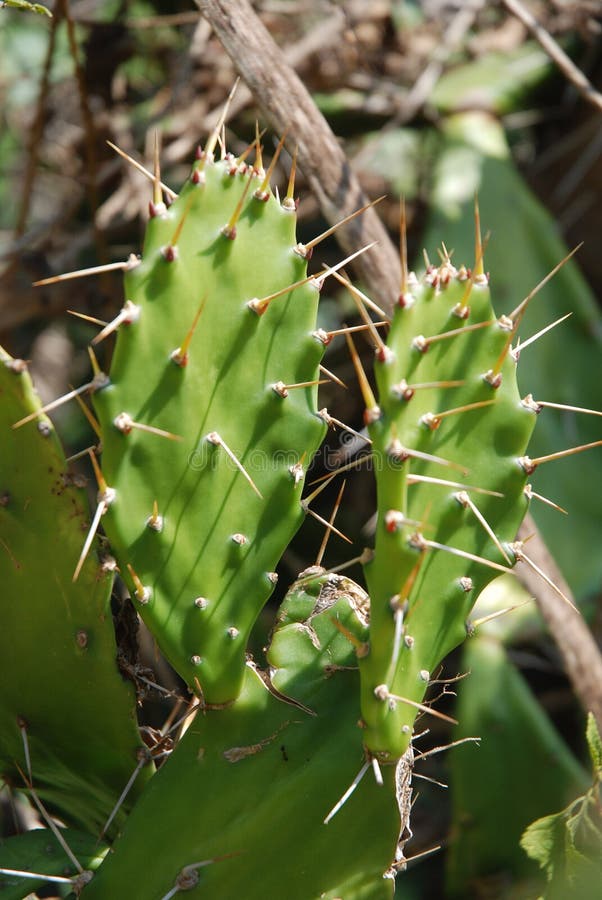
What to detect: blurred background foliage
<box><xmin>1</xmin><ymin>2</ymin><xmax>601</xmax><ymax>897</ymax></box>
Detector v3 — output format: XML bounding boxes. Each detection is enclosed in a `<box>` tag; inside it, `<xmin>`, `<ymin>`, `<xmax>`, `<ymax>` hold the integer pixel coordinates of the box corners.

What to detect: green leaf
<box><xmin>447</xmin><ymin>631</ymin><xmax>588</xmax><ymax>894</ymax></box>
<box><xmin>432</xmin><ymin>43</ymin><xmax>553</xmax><ymax>115</ymax></box>
<box><xmin>0</xmin><ymin>0</ymin><xmax>52</xmax><ymax>16</ymax></box>
<box><xmin>521</xmin><ymin>811</ymin><xmax>567</xmax><ymax>877</ymax></box>
<box><xmin>585</xmin><ymin>713</ymin><xmax>602</xmax><ymax>775</ymax></box>
<box><xmin>521</xmin><ymin>717</ymin><xmax>602</xmax><ymax>900</ymax></box>
<box><xmin>355</xmin><ymin>128</ymin><xmax>424</xmax><ymax>199</ymax></box>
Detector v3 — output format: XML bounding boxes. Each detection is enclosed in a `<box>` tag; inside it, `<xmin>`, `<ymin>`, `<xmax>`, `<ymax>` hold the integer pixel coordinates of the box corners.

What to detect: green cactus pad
<box><xmin>0</xmin><ymin>349</ymin><xmax>149</xmax><ymax>836</ymax></box>
<box><xmin>359</xmin><ymin>261</ymin><xmax>536</xmax><ymax>759</ymax></box>
<box><xmin>426</xmin><ymin>111</ymin><xmax>602</xmax><ymax>597</ymax></box>
<box><xmin>81</xmin><ymin>571</ymin><xmax>403</xmax><ymax>900</ymax></box>
<box><xmin>92</xmin><ymin>150</ymin><xmax>326</xmax><ymax>703</ymax></box>
<box><xmin>0</xmin><ymin>828</ymin><xmax>108</xmax><ymax>900</ymax></box>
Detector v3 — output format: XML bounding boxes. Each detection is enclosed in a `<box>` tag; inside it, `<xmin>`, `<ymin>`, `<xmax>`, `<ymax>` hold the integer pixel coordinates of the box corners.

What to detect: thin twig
<box><xmin>502</xmin><ymin>0</ymin><xmax>602</xmax><ymax>113</ymax></box>
<box><xmin>390</xmin><ymin>0</ymin><xmax>483</xmax><ymax>127</ymax></box>
<box><xmin>14</xmin><ymin>6</ymin><xmax>60</xmax><ymax>239</ymax></box>
<box><xmin>57</xmin><ymin>0</ymin><xmax>109</xmax><ymax>272</ymax></box>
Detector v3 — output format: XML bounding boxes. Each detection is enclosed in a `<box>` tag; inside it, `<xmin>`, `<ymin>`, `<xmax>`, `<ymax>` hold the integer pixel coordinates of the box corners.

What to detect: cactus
<box><xmin>0</xmin><ymin>828</ymin><xmax>107</xmax><ymax>899</ymax></box>
<box><xmin>1</xmin><ymin>116</ymin><xmax>600</xmax><ymax>898</ymax></box>
<box><xmin>89</xmin><ymin>133</ymin><xmax>328</xmax><ymax>703</ymax></box>
<box><xmin>0</xmin><ymin>347</ymin><xmax>150</xmax><ymax>838</ymax></box>
<box><xmin>355</xmin><ymin>228</ymin><xmax>538</xmax><ymax>762</ymax></box>
<box><xmin>425</xmin><ymin>111</ymin><xmax>602</xmax><ymax>597</ymax></box>
<box><xmin>80</xmin><ymin>570</ymin><xmax>403</xmax><ymax>900</ymax></box>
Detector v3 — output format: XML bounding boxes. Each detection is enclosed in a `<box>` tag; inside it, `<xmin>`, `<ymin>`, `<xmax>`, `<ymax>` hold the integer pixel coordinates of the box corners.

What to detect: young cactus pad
<box><xmin>0</xmin><ymin>348</ymin><xmax>149</xmax><ymax>836</ymax></box>
<box><xmin>80</xmin><ymin>570</ymin><xmax>403</xmax><ymax>900</ymax></box>
<box><xmin>358</xmin><ymin>252</ymin><xmax>537</xmax><ymax>760</ymax></box>
<box><xmin>90</xmin><ymin>142</ymin><xmax>327</xmax><ymax>702</ymax></box>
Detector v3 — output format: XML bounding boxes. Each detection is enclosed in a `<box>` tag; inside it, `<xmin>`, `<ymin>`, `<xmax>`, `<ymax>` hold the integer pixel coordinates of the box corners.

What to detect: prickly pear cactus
<box><xmin>0</xmin><ymin>349</ymin><xmax>150</xmax><ymax>836</ymax></box>
<box><xmin>90</xmin><ymin>143</ymin><xmax>326</xmax><ymax>703</ymax></box>
<box><xmin>0</xmin><ymin>828</ymin><xmax>107</xmax><ymax>900</ymax></box>
<box><xmin>358</xmin><ymin>249</ymin><xmax>537</xmax><ymax>760</ymax></box>
<box><xmin>3</xmin><ymin>111</ymin><xmax>597</xmax><ymax>898</ymax></box>
<box><xmin>80</xmin><ymin>570</ymin><xmax>403</xmax><ymax>900</ymax></box>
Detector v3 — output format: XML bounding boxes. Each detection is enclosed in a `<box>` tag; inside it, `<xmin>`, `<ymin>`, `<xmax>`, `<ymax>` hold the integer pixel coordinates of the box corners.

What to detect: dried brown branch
<box><xmin>503</xmin><ymin>0</ymin><xmax>602</xmax><ymax>113</ymax></box>
<box><xmin>164</xmin><ymin>8</ymin><xmax>355</xmax><ymax>167</ymax></box>
<box><xmin>196</xmin><ymin>0</ymin><xmax>400</xmax><ymax>314</ymax></box>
